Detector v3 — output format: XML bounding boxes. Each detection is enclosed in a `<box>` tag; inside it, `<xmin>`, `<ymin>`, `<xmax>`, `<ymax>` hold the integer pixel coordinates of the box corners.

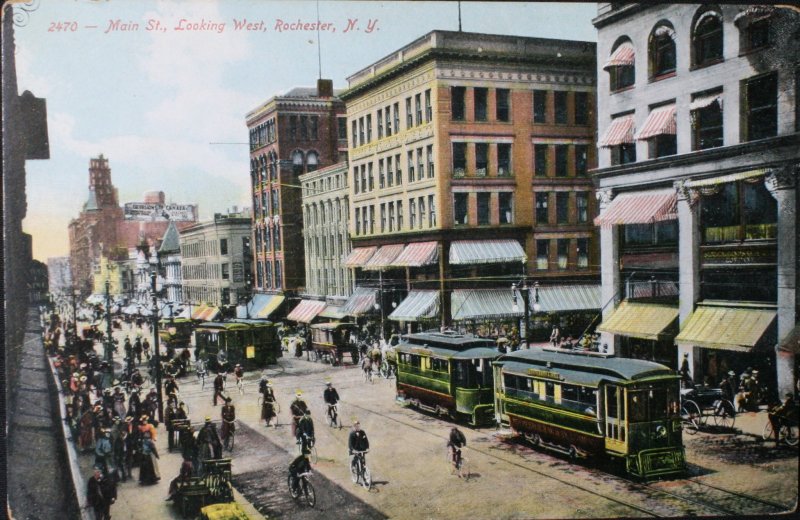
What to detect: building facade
<box><xmin>158</xmin><ymin>220</ymin><xmax>183</xmax><ymax>303</ymax></box>
<box><xmin>246</xmin><ymin>80</ymin><xmax>348</xmax><ymax>299</ymax></box>
<box><xmin>339</xmin><ymin>30</ymin><xmax>599</xmax><ymax>334</ymax></box>
<box><xmin>592</xmin><ymin>4</ymin><xmax>799</xmax><ymax>396</ymax></box>
<box><xmin>47</xmin><ymin>256</ymin><xmax>73</xmax><ymax>297</ymax></box>
<box><xmin>300</xmin><ymin>161</ymin><xmax>353</xmax><ymax>299</ymax></box>
<box><xmin>180</xmin><ymin>211</ymin><xmax>253</xmax><ymax>309</ymax></box>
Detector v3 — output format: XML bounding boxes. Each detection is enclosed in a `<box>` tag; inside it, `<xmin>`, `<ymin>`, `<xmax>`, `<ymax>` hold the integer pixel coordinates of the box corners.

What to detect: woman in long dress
<box><xmin>138</xmin><ymin>432</ymin><xmax>160</xmax><ymax>485</ymax></box>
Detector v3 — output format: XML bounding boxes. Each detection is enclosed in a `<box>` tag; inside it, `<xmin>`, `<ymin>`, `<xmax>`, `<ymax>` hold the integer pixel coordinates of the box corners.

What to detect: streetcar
<box><xmin>395</xmin><ymin>331</ymin><xmax>502</xmax><ymax>426</ymax></box>
<box><xmin>194</xmin><ymin>320</ymin><xmax>281</xmax><ymax>371</ymax></box>
<box><xmin>309</xmin><ymin>322</ymin><xmax>360</xmax><ymax>365</ymax></box>
<box><xmin>493</xmin><ymin>347</ymin><xmax>685</xmax><ymax>479</ymax></box>
<box><xmin>158</xmin><ymin>317</ymin><xmax>194</xmax><ymax>349</ymax></box>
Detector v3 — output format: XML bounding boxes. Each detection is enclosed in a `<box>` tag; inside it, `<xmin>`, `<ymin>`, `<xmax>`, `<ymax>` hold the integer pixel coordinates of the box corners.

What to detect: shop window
<box><xmin>499</xmin><ymin>192</ymin><xmax>513</xmax><ymax>224</ymax></box>
<box><xmin>575</xmin><ymin>92</ymin><xmax>589</xmax><ymax>125</ymax></box>
<box><xmin>454</xmin><ymin>193</ymin><xmax>468</xmax><ymax>225</ymax></box>
<box><xmin>475</xmin><ymin>143</ymin><xmax>488</xmax><ymax>176</ymax></box>
<box><xmin>452</xmin><ymin>87</ymin><xmax>466</xmax><ymax>121</ymax></box>
<box><xmin>477</xmin><ymin>193</ymin><xmax>490</xmax><ymax>225</ymax></box>
<box><xmin>623</xmin><ymin>221</ymin><xmax>678</xmax><ymax>247</ymax></box>
<box><xmin>649</xmin><ymin>23</ymin><xmax>676</xmax><ymax>79</ymax></box>
<box><xmin>536</xmin><ymin>240</ymin><xmax>550</xmax><ymax>270</ymax></box>
<box><xmin>701</xmin><ymin>179</ymin><xmax>777</xmax><ymax>244</ymax></box>
<box><xmin>533</xmin><ymin>90</ymin><xmax>547</xmax><ymax>123</ymax></box>
<box><xmin>701</xmin><ymin>267</ymin><xmax>777</xmax><ymax>302</ymax></box>
<box><xmin>497</xmin><ymin>143</ymin><xmax>511</xmax><ymax>176</ymax></box>
<box><xmin>474</xmin><ymin>88</ymin><xmax>488</xmax><ymax>121</ymax></box>
<box><xmin>453</xmin><ymin>142</ymin><xmax>466</xmax><ymax>177</ymax></box>
<box><xmin>555</xmin><ymin>145</ymin><xmax>569</xmax><ymax>177</ymax></box>
<box><xmin>496</xmin><ymin>89</ymin><xmax>510</xmax><ymax>122</ymax></box>
<box><xmin>535</xmin><ymin>144</ymin><xmax>548</xmax><ymax>176</ymax></box>
<box><xmin>692</xmin><ymin>10</ymin><xmax>723</xmax><ymax>67</ymax></box>
<box><xmin>556</xmin><ymin>192</ymin><xmax>569</xmax><ymax>224</ymax></box>
<box><xmin>554</xmin><ymin>91</ymin><xmax>568</xmax><ymax>124</ymax></box>
<box><xmin>535</xmin><ymin>192</ymin><xmax>549</xmax><ymax>224</ymax></box>
<box><xmin>743</xmin><ymin>72</ymin><xmax>777</xmax><ymax>142</ymax></box>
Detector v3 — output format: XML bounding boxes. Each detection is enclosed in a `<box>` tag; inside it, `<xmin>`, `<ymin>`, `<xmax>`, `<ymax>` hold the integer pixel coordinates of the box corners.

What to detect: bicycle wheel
<box><xmin>309</xmin><ymin>445</ymin><xmax>318</xmax><ymax>464</ymax></box>
<box><xmin>682</xmin><ymin>400</ymin><xmax>702</xmax><ymax>434</ymax></box>
<box><xmin>288</xmin><ymin>474</ymin><xmax>299</xmax><ymax>499</ymax></box>
<box><xmin>784</xmin><ymin>424</ymin><xmax>799</xmax><ymax>447</ymax></box>
<box><xmin>350</xmin><ymin>459</ymin><xmax>360</xmax><ymax>483</ymax></box>
<box><xmin>361</xmin><ymin>465</ymin><xmax>371</xmax><ymax>489</ymax></box>
<box><xmin>229</xmin><ymin>430</ymin><xmax>235</xmax><ymax>450</ymax></box>
<box><xmin>713</xmin><ymin>401</ymin><xmax>735</xmax><ymax>429</ymax></box>
<box><xmin>302</xmin><ymin>479</ymin><xmax>316</xmax><ymax>507</ymax></box>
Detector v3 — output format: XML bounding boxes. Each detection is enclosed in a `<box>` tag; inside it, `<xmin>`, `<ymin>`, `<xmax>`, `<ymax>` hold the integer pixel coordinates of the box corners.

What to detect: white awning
<box><xmin>449</xmin><ymin>240</ymin><xmax>526</xmax><ymax>265</ymax></box>
<box><xmin>388</xmin><ymin>291</ymin><xmax>440</xmax><ymax>322</ymax></box>
<box><xmin>684</xmin><ymin>169</ymin><xmax>768</xmax><ymax>188</ymax></box>
<box><xmin>689</xmin><ymin>93</ymin><xmax>722</xmax><ymax>111</ymax></box>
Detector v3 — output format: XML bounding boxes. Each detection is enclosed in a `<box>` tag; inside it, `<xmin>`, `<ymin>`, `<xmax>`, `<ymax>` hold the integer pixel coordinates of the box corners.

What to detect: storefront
<box><xmin>596</xmin><ymin>300</ymin><xmax>679</xmax><ymax>366</ymax></box>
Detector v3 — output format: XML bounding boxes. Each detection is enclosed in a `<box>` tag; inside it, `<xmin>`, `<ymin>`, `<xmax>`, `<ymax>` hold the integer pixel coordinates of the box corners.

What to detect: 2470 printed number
<box><xmin>48</xmin><ymin>22</ymin><xmax>79</xmax><ymax>32</ymax></box>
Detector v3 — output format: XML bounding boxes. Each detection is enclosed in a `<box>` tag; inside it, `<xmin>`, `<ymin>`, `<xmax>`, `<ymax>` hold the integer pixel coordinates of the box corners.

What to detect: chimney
<box><xmin>317</xmin><ymin>79</ymin><xmax>333</xmax><ymax>98</ymax></box>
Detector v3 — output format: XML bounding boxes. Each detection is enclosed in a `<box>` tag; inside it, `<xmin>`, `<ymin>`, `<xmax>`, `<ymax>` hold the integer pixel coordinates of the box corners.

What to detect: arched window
<box><xmin>259</xmin><ymin>155</ymin><xmax>267</xmax><ymax>183</ymax></box>
<box><xmin>735</xmin><ymin>5</ymin><xmax>774</xmax><ymax>53</ymax></box>
<box><xmin>268</xmin><ymin>151</ymin><xmax>278</xmax><ymax>181</ymax></box>
<box><xmin>604</xmin><ymin>37</ymin><xmax>635</xmax><ymax>91</ymax></box>
<box><xmin>250</xmin><ymin>159</ymin><xmax>258</xmax><ymax>187</ymax></box>
<box><xmin>692</xmin><ymin>9</ymin><xmax>723</xmax><ymax>67</ymax></box>
<box><xmin>292</xmin><ymin>150</ymin><xmax>304</xmax><ymax>175</ymax></box>
<box><xmin>306</xmin><ymin>150</ymin><xmax>319</xmax><ymax>173</ymax></box>
<box><xmin>649</xmin><ymin>22</ymin><xmax>676</xmax><ymax>79</ymax></box>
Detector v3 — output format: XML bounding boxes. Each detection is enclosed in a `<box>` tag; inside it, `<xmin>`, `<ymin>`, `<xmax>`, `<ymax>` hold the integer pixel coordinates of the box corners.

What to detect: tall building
<box><xmin>47</xmin><ymin>256</ymin><xmax>73</xmax><ymax>297</ymax></box>
<box><xmin>592</xmin><ymin>4</ymin><xmax>799</xmax><ymax>396</ymax></box>
<box><xmin>159</xmin><ymin>220</ymin><xmax>183</xmax><ymax>304</ymax></box>
<box><xmin>246</xmin><ymin>79</ymin><xmax>348</xmax><ymax>302</ymax></box>
<box><xmin>339</xmin><ymin>30</ymin><xmax>599</xmax><ymax>335</ymax></box>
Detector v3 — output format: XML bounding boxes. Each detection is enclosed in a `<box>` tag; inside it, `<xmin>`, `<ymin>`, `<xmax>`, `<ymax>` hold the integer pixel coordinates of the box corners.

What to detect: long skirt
<box><xmin>139</xmin><ymin>453</ymin><xmax>160</xmax><ymax>484</ymax></box>
<box><xmin>261</xmin><ymin>402</ymin><xmax>275</xmax><ymax>421</ymax></box>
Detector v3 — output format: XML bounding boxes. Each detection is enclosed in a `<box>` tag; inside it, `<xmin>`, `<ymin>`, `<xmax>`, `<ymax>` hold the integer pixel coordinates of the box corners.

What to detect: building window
<box><xmin>536</xmin><ymin>240</ymin><xmax>549</xmax><ymax>270</ymax></box>
<box><xmin>554</xmin><ymin>91</ymin><xmax>568</xmax><ymax>124</ymax></box>
<box><xmin>338</xmin><ymin>117</ymin><xmax>348</xmax><ymax>139</ymax></box>
<box><xmin>378</xmin><ymin>159</ymin><xmax>385</xmax><ymax>189</ymax></box>
<box><xmin>701</xmin><ymin>179</ymin><xmax>777</xmax><ymax>244</ymax></box>
<box><xmin>425</xmin><ymin>89</ymin><xmax>432</xmax><ymax>122</ymax></box>
<box><xmin>429</xmin><ymin>195</ymin><xmax>436</xmax><ymax>227</ymax></box>
<box><xmin>692</xmin><ymin>10</ymin><xmax>723</xmax><ymax>67</ymax></box>
<box><xmin>535</xmin><ymin>192</ymin><xmax>549</xmax><ymax>224</ymax></box>
<box><xmin>557</xmin><ymin>239</ymin><xmax>569</xmax><ymax>269</ymax></box>
<box><xmin>292</xmin><ymin>150</ymin><xmax>304</xmax><ymax>175</ymax></box>
<box><xmin>221</xmin><ymin>263</ymin><xmax>230</xmax><ymax>280</ymax></box>
<box><xmin>743</xmin><ymin>72</ymin><xmax>777</xmax><ymax>142</ymax></box>
<box><xmin>691</xmin><ymin>93</ymin><xmax>723</xmax><ymax>150</ymax></box>
<box><xmin>410</xmin><ymin>198</ymin><xmax>417</xmax><ymax>228</ymax></box>
<box><xmin>290</xmin><ymin>115</ymin><xmax>298</xmax><ymax>139</ymax></box>
<box><xmin>453</xmin><ymin>143</ymin><xmax>467</xmax><ymax>177</ymax></box>
<box><xmin>369</xmin><ymin>205</ymin><xmax>375</xmax><ymax>234</ymax></box>
<box><xmin>220</xmin><ymin>238</ymin><xmax>228</xmax><ymax>255</ymax></box>
<box><xmin>577</xmin><ymin>238</ymin><xmax>589</xmax><ymax>269</ymax></box>
<box><xmin>499</xmin><ymin>192</ymin><xmax>513</xmax><ymax>224</ymax></box>
<box><xmin>474</xmin><ymin>88</ymin><xmax>488</xmax><ymax>121</ymax></box>
<box><xmin>415</xmin><ymin>93</ymin><xmax>422</xmax><ymax>126</ymax></box>
<box><xmin>475</xmin><ymin>143</ymin><xmax>488</xmax><ymax>176</ymax></box>
<box><xmin>388</xmin><ymin>202</ymin><xmax>395</xmax><ymax>232</ymax></box>
<box><xmin>368</xmin><ymin>162</ymin><xmax>374</xmax><ymax>191</ymax></box>
<box><xmin>534</xmin><ymin>144</ymin><xmax>548</xmax><ymax>176</ymax></box>
<box><xmin>650</xmin><ymin>134</ymin><xmax>677</xmax><ymax>158</ymax></box>
<box><xmin>366</xmin><ymin>114</ymin><xmax>372</xmax><ymax>142</ymax></box>
<box><xmin>397</xmin><ymin>200</ymin><xmax>404</xmax><ymax>229</ymax></box>
<box><xmin>649</xmin><ymin>23</ymin><xmax>677</xmax><ymax>79</ymax></box>
<box><xmin>358</xmin><ymin>118</ymin><xmax>365</xmax><ymax>146</ymax></box>
<box><xmin>576</xmin><ymin>192</ymin><xmax>589</xmax><ymax>223</ymax></box>
<box><xmin>496</xmin><ymin>89</ymin><xmax>510</xmax><ymax>122</ymax></box>
<box><xmin>306</xmin><ymin>151</ymin><xmax>319</xmax><ymax>172</ymax></box>
<box><xmin>395</xmin><ymin>153</ymin><xmax>402</xmax><ymax>185</ymax></box>
<box><xmin>275</xmin><ymin>260</ymin><xmax>282</xmax><ymax>289</ymax></box>
<box><xmin>351</xmin><ymin>121</ymin><xmax>357</xmax><ymax>147</ymax></box>
<box><xmin>738</xmin><ymin>9</ymin><xmax>772</xmax><ymax>53</ymax></box>
<box><xmin>556</xmin><ymin>192</ymin><xmax>569</xmax><ymax>224</ymax></box>
<box><xmin>310</xmin><ymin>116</ymin><xmax>319</xmax><ymax>140</ymax></box>
<box><xmin>300</xmin><ymin>115</ymin><xmax>309</xmax><ymax>140</ymax></box>
<box><xmin>497</xmin><ymin>143</ymin><xmax>511</xmax><ymax>177</ymax></box>
<box><xmin>418</xmin><ymin>197</ymin><xmax>426</xmax><ymax>229</ymax></box>
<box><xmin>393</xmin><ymin>102</ymin><xmax>400</xmax><ymax>132</ymax></box>
<box><xmin>427</xmin><ymin>145</ymin><xmax>434</xmax><ymax>178</ymax></box>
<box><xmin>454</xmin><ymin>193</ymin><xmax>468</xmax><ymax>225</ymax></box>
<box><xmin>574</xmin><ymin>92</ymin><xmax>589</xmax><ymax>125</ymax></box>
<box><xmin>612</xmin><ymin>143</ymin><xmax>636</xmax><ymax>166</ymax></box>
<box><xmin>406</xmin><ymin>97</ymin><xmax>413</xmax><ymax>128</ymax></box>
<box><xmin>385</xmin><ymin>105</ymin><xmax>392</xmax><ymax>136</ymax></box>
<box><xmin>408</xmin><ymin>151</ymin><xmax>415</xmax><ymax>182</ymax></box>
<box><xmin>555</xmin><ymin>145</ymin><xmax>569</xmax><ymax>177</ymax></box>
<box><xmin>477</xmin><ymin>193</ymin><xmax>490</xmax><ymax>225</ymax></box>
<box><xmin>533</xmin><ymin>90</ymin><xmax>547</xmax><ymax>123</ymax></box>
<box><xmin>377</xmin><ymin>109</ymin><xmax>383</xmax><ymax>139</ymax></box>
<box><xmin>353</xmin><ymin>167</ymin><xmax>360</xmax><ymax>194</ymax></box>
<box><xmin>417</xmin><ymin>148</ymin><xmax>425</xmax><ymax>179</ymax></box>
<box><xmin>386</xmin><ymin>156</ymin><xmax>394</xmax><ymax>187</ymax></box>
<box><xmin>575</xmin><ymin>145</ymin><xmax>588</xmax><ymax>176</ymax></box>
<box><xmin>355</xmin><ymin>207</ymin><xmax>361</xmax><ymax>235</ymax></box>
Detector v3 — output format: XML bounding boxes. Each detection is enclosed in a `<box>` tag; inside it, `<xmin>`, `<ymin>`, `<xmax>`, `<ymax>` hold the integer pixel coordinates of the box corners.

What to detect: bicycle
<box><xmin>350</xmin><ymin>450</ymin><xmax>371</xmax><ymax>489</ymax></box>
<box><xmin>327</xmin><ymin>403</ymin><xmax>341</xmax><ymax>429</ymax></box>
<box><xmin>223</xmin><ymin>419</ymin><xmax>236</xmax><ymax>451</ymax></box>
<box><xmin>448</xmin><ymin>447</ymin><xmax>470</xmax><ymax>480</ymax></box>
<box><xmin>288</xmin><ymin>471</ymin><xmax>316</xmax><ymax>507</ymax></box>
<box><xmin>763</xmin><ymin>414</ymin><xmax>799</xmax><ymax>447</ymax></box>
<box><xmin>236</xmin><ymin>376</ymin><xmax>245</xmax><ymax>395</ymax></box>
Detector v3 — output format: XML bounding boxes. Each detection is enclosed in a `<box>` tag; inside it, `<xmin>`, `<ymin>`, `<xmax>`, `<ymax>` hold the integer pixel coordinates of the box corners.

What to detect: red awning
<box><xmin>286</xmin><ymin>300</ymin><xmax>326</xmax><ymax>323</ymax></box>
<box><xmin>594</xmin><ymin>189</ymin><xmax>677</xmax><ymax>227</ymax></box>
<box><xmin>603</xmin><ymin>42</ymin><xmax>635</xmax><ymax>69</ymax></box>
<box><xmin>636</xmin><ymin>105</ymin><xmax>676</xmax><ymax>140</ymax></box>
<box><xmin>343</xmin><ymin>246</ymin><xmax>377</xmax><ymax>268</ymax></box>
<box><xmin>598</xmin><ymin>115</ymin><xmax>635</xmax><ymax>147</ymax></box>
<box><xmin>391</xmin><ymin>241</ymin><xmax>439</xmax><ymax>267</ymax></box>
<box><xmin>364</xmin><ymin>244</ymin><xmax>405</xmax><ymax>270</ymax></box>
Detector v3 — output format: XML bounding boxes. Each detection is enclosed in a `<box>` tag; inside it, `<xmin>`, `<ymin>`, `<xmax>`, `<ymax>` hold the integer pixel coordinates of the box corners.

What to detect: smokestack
<box><xmin>317</xmin><ymin>79</ymin><xmax>333</xmax><ymax>98</ymax></box>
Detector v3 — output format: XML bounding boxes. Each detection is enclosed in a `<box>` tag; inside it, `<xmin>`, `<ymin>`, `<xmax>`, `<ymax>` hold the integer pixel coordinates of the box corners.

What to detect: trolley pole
<box><xmin>150</xmin><ymin>270</ymin><xmax>164</xmax><ymax>423</ymax></box>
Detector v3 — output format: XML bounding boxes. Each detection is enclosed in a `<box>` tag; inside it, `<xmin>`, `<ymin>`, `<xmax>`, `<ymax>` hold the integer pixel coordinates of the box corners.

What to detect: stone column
<box><xmin>597</xmin><ymin>189</ymin><xmax>619</xmax><ymax>355</ymax></box>
<box><xmin>675</xmin><ymin>181</ymin><xmax>701</xmax><ymax>380</ymax></box>
<box><xmin>766</xmin><ymin>166</ymin><xmax>798</xmax><ymax>398</ymax></box>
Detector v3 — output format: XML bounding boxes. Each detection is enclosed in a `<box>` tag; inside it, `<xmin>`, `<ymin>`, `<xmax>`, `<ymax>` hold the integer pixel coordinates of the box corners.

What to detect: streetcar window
<box><xmin>431</xmin><ymin>358</ymin><xmax>448</xmax><ymax>373</ymax></box>
<box><xmin>545</xmin><ymin>381</ymin><xmax>555</xmax><ymax>403</ymax></box>
<box><xmin>410</xmin><ymin>354</ymin><xmax>421</xmax><ymax>368</ymax></box>
<box><xmin>628</xmin><ymin>391</ymin><xmax>648</xmax><ymax>423</ymax></box>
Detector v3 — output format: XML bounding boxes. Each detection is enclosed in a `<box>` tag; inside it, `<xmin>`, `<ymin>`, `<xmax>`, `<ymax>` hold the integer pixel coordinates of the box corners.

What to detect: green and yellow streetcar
<box><xmin>194</xmin><ymin>320</ymin><xmax>281</xmax><ymax>371</ymax></box>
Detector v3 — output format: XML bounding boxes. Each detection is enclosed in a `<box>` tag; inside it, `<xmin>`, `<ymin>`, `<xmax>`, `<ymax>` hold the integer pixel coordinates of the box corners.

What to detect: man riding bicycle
<box><xmin>768</xmin><ymin>393</ymin><xmax>797</xmax><ymax>443</ymax></box>
<box><xmin>323</xmin><ymin>381</ymin><xmax>340</xmax><ymax>425</ymax></box>
<box><xmin>288</xmin><ymin>445</ymin><xmax>312</xmax><ymax>494</ymax></box>
<box><xmin>448</xmin><ymin>427</ymin><xmax>467</xmax><ymax>478</ymax></box>
<box><xmin>290</xmin><ymin>392</ymin><xmax>309</xmax><ymax>438</ymax></box>
<box><xmin>348</xmin><ymin>419</ymin><xmax>370</xmax><ymax>472</ymax></box>
<box><xmin>297</xmin><ymin>409</ymin><xmax>315</xmax><ymax>452</ymax></box>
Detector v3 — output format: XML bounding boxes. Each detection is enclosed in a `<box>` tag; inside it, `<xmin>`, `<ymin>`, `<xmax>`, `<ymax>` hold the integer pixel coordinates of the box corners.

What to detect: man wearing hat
<box><xmin>133</xmin><ymin>336</ymin><xmax>143</xmax><ymax>365</ymax></box>
<box><xmin>87</xmin><ymin>466</ymin><xmax>117</xmax><ymax>520</ymax></box>
<box><xmin>213</xmin><ymin>372</ymin><xmax>226</xmax><ymax>406</ymax></box>
<box><xmin>679</xmin><ymin>353</ymin><xmax>692</xmax><ymax>388</ymax></box>
<box><xmin>324</xmin><ymin>381</ymin><xmax>341</xmax><ymax>428</ymax></box>
<box><xmin>165</xmin><ymin>400</ymin><xmax>178</xmax><ymax>451</ymax></box>
<box><xmin>768</xmin><ymin>393</ymin><xmax>797</xmax><ymax>443</ymax></box>
<box><xmin>112</xmin><ymin>386</ymin><xmax>127</xmax><ymax>418</ymax></box>
<box><xmin>260</xmin><ymin>379</ymin><xmax>277</xmax><ymax>428</ymax></box>
<box><xmin>290</xmin><ymin>391</ymin><xmax>309</xmax><ymax>438</ymax></box>
<box><xmin>95</xmin><ymin>428</ymin><xmax>114</xmax><ymax>475</ymax></box>
<box><xmin>221</xmin><ymin>397</ymin><xmax>237</xmax><ymax>450</ymax></box>
<box><xmin>197</xmin><ymin>416</ymin><xmax>223</xmax><ymax>466</ymax></box>
<box><xmin>297</xmin><ymin>409</ymin><xmax>315</xmax><ymax>453</ymax></box>
<box><xmin>348</xmin><ymin>419</ymin><xmax>370</xmax><ymax>476</ymax></box>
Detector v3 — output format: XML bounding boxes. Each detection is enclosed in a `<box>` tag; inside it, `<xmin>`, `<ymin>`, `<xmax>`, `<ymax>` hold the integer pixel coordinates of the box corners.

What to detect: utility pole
<box><xmin>150</xmin><ymin>270</ymin><xmax>164</xmax><ymax>423</ymax></box>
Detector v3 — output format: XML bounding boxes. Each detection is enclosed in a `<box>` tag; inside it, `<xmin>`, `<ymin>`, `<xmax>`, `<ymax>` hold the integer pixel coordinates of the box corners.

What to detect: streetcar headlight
<box><xmin>655</xmin><ymin>425</ymin><xmax>668</xmax><ymax>438</ymax></box>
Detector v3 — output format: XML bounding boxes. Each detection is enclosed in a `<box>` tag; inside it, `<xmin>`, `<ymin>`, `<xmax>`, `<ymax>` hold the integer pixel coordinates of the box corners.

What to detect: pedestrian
<box><xmin>113</xmin><ymin>425</ymin><xmax>129</xmax><ymax>482</ymax></box>
<box><xmin>142</xmin><ymin>337</ymin><xmax>151</xmax><ymax>360</ymax></box>
<box><xmin>221</xmin><ymin>397</ymin><xmax>236</xmax><ymax>450</ymax></box>
<box><xmin>197</xmin><ymin>416</ymin><xmax>223</xmax><ymax>469</ymax></box>
<box><xmin>133</xmin><ymin>337</ymin><xmax>143</xmax><ymax>365</ymax></box>
<box><xmin>213</xmin><ymin>372</ymin><xmax>226</xmax><ymax>406</ymax></box>
<box><xmin>112</xmin><ymin>386</ymin><xmax>126</xmax><ymax>418</ymax></box>
<box><xmin>87</xmin><ymin>467</ymin><xmax>117</xmax><ymax>520</ymax></box>
<box><xmin>165</xmin><ymin>401</ymin><xmax>177</xmax><ymax>451</ymax></box>
<box><xmin>680</xmin><ymin>353</ymin><xmax>692</xmax><ymax>388</ymax></box>
<box><xmin>261</xmin><ymin>379</ymin><xmax>277</xmax><ymax>428</ymax></box>
<box><xmin>139</xmin><ymin>431</ymin><xmax>160</xmax><ymax>485</ymax></box>
<box><xmin>94</xmin><ymin>428</ymin><xmax>114</xmax><ymax>475</ymax></box>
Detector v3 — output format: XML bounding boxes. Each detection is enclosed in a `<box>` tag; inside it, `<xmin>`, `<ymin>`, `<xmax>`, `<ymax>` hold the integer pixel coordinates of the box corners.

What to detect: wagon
<box><xmin>680</xmin><ymin>386</ymin><xmax>736</xmax><ymax>434</ymax></box>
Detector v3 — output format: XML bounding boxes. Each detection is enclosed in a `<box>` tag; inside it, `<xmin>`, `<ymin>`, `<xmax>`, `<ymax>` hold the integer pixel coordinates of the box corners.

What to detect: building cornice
<box><xmin>591</xmin><ymin>4</ymin><xmax>649</xmax><ymax>30</ymax></box>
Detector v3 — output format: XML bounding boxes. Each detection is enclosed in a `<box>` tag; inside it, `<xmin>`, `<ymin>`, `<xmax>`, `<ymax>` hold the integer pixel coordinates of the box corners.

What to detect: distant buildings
<box><xmin>592</xmin><ymin>3</ymin><xmax>799</xmax><ymax>396</ymax></box>
<box><xmin>47</xmin><ymin>257</ymin><xmax>73</xmax><ymax>297</ymax></box>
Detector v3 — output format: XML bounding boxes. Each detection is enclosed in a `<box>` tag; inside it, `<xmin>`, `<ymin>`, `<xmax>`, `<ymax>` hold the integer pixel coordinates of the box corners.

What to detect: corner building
<box><xmin>340</xmin><ymin>30</ymin><xmax>599</xmax><ymax>332</ymax></box>
<box><xmin>592</xmin><ymin>4</ymin><xmax>799</xmax><ymax>397</ymax></box>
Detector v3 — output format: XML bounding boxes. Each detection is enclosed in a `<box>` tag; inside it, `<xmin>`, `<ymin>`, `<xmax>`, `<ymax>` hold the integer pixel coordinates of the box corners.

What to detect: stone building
<box><xmin>592</xmin><ymin>4</ymin><xmax>799</xmax><ymax>397</ymax></box>
<box><xmin>339</xmin><ymin>30</ymin><xmax>600</xmax><ymax>335</ymax></box>
<box><xmin>246</xmin><ymin>80</ymin><xmax>348</xmax><ymax>308</ymax></box>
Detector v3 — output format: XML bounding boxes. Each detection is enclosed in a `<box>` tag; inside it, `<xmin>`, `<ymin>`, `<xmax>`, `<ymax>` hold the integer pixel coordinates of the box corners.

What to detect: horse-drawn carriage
<box><xmin>680</xmin><ymin>386</ymin><xmax>736</xmax><ymax>434</ymax></box>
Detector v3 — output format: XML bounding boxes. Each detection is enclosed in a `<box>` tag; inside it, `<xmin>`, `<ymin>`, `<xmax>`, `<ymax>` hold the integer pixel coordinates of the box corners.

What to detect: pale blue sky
<box><xmin>12</xmin><ymin>0</ymin><xmax>598</xmax><ymax>261</ymax></box>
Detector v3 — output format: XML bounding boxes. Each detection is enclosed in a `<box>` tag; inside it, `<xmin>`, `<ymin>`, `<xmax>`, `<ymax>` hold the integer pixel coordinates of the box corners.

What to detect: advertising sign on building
<box><xmin>123</xmin><ymin>203</ymin><xmax>197</xmax><ymax>222</ymax></box>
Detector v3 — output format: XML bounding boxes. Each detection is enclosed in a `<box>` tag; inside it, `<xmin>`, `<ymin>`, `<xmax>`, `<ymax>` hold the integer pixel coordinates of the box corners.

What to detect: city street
<box><xmin>98</xmin><ymin>318</ymin><xmax>798</xmax><ymax>519</ymax></box>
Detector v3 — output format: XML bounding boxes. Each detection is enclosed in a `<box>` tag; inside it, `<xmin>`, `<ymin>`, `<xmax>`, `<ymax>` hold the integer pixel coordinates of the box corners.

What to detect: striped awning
<box><xmin>598</xmin><ymin>115</ymin><xmax>635</xmax><ymax>147</ymax></box>
<box><xmin>603</xmin><ymin>42</ymin><xmax>635</xmax><ymax>69</ymax></box>
<box><xmin>191</xmin><ymin>304</ymin><xmax>209</xmax><ymax>320</ymax></box>
<box><xmin>199</xmin><ymin>306</ymin><xmax>220</xmax><ymax>322</ymax></box>
<box><xmin>256</xmin><ymin>294</ymin><xmax>285</xmax><ymax>319</ymax></box>
<box><xmin>734</xmin><ymin>5</ymin><xmax>774</xmax><ymax>24</ymax></box>
<box><xmin>676</xmin><ymin>304</ymin><xmax>776</xmax><ymax>352</ymax></box>
<box><xmin>363</xmin><ymin>244</ymin><xmax>405</xmax><ymax>270</ymax></box>
<box><xmin>342</xmin><ymin>287</ymin><xmax>379</xmax><ymax>317</ymax></box>
<box><xmin>684</xmin><ymin>168</ymin><xmax>767</xmax><ymax>188</ymax></box>
<box><xmin>636</xmin><ymin>105</ymin><xmax>676</xmax><ymax>140</ymax></box>
<box><xmin>449</xmin><ymin>240</ymin><xmax>526</xmax><ymax>265</ymax></box>
<box><xmin>343</xmin><ymin>247</ymin><xmax>377</xmax><ymax>268</ymax></box>
<box><xmin>319</xmin><ymin>304</ymin><xmax>347</xmax><ymax>320</ymax></box>
<box><xmin>596</xmin><ymin>301</ymin><xmax>679</xmax><ymax>340</ymax></box>
<box><xmin>286</xmin><ymin>300</ymin><xmax>327</xmax><ymax>323</ymax></box>
<box><xmin>594</xmin><ymin>189</ymin><xmax>677</xmax><ymax>227</ymax></box>
<box><xmin>533</xmin><ymin>284</ymin><xmax>601</xmax><ymax>313</ymax></box>
<box><xmin>388</xmin><ymin>291</ymin><xmax>440</xmax><ymax>322</ymax></box>
<box><xmin>391</xmin><ymin>241</ymin><xmax>439</xmax><ymax>267</ymax></box>
<box><xmin>451</xmin><ymin>289</ymin><xmax>524</xmax><ymax>321</ymax></box>
<box><xmin>689</xmin><ymin>92</ymin><xmax>722</xmax><ymax>111</ymax></box>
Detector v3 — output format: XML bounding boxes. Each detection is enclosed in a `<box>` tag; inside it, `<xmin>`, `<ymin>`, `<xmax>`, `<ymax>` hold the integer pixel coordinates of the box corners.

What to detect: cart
<box><xmin>680</xmin><ymin>386</ymin><xmax>736</xmax><ymax>434</ymax></box>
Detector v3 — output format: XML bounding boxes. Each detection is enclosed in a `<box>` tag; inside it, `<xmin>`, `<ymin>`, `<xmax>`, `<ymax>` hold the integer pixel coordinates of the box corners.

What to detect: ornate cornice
<box><xmin>765</xmin><ymin>163</ymin><xmax>798</xmax><ymax>194</ymax></box>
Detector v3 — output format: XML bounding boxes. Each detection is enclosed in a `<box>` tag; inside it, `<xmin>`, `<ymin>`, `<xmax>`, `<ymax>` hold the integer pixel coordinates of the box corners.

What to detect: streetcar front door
<box><xmin>604</xmin><ymin>384</ymin><xmax>627</xmax><ymax>453</ymax></box>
